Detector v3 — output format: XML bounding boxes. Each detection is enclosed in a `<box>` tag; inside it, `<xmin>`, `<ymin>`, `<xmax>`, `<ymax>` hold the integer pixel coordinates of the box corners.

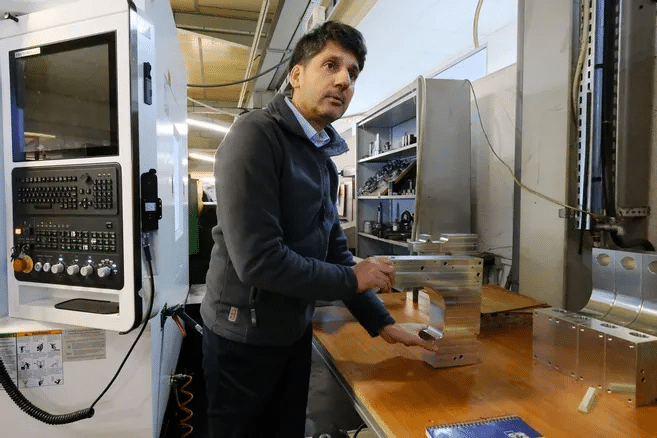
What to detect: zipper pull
<box><xmin>250</xmin><ymin>308</ymin><xmax>257</xmax><ymax>326</ymax></box>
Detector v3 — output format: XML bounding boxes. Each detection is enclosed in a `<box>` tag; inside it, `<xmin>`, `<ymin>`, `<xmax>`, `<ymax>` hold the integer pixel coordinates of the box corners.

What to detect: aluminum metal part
<box><xmin>582</xmin><ymin>249</ymin><xmax>657</xmax><ymax>336</ymax></box>
<box><xmin>389</xmin><ymin>255</ymin><xmax>483</xmax><ymax>368</ymax></box>
<box><xmin>532</xmin><ymin>306</ymin><xmax>657</xmax><ymax>406</ymax></box>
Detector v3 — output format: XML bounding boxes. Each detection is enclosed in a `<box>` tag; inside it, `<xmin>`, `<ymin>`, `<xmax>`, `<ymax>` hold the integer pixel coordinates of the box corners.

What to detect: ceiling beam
<box><xmin>173</xmin><ymin>11</ymin><xmax>269</xmax><ymax>48</ymax></box>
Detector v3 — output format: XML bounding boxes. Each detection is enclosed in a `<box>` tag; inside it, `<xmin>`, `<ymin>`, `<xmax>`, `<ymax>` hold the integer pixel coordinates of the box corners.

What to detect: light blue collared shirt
<box><xmin>285</xmin><ymin>97</ymin><xmax>331</xmax><ymax>148</ymax></box>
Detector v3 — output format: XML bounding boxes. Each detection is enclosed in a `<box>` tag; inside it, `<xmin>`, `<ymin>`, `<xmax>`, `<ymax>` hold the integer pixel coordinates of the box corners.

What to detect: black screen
<box><xmin>10</xmin><ymin>32</ymin><xmax>118</xmax><ymax>162</ymax></box>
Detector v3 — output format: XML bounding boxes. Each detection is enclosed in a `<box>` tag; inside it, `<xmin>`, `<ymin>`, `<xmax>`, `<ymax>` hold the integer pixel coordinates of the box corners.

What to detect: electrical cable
<box><xmin>187</xmin><ymin>56</ymin><xmax>291</xmax><ymax>88</ymax></box>
<box><xmin>90</xmin><ymin>234</ymin><xmax>155</xmax><ymax>410</ymax></box>
<box><xmin>353</xmin><ymin>423</ymin><xmax>367</xmax><ymax>437</ymax></box>
<box><xmin>571</xmin><ymin>0</ymin><xmax>591</xmax><ymax>126</ymax></box>
<box><xmin>473</xmin><ymin>0</ymin><xmax>485</xmax><ymax>48</ymax></box>
<box><xmin>467</xmin><ymin>79</ymin><xmax>601</xmax><ymax>219</ymax></box>
<box><xmin>0</xmin><ymin>235</ymin><xmax>155</xmax><ymax>424</ymax></box>
<box><xmin>0</xmin><ymin>358</ymin><xmax>94</xmax><ymax>424</ymax></box>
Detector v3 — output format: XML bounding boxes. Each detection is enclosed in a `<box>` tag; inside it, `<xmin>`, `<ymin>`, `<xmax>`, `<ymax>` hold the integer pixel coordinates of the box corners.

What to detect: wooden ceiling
<box><xmin>172</xmin><ymin>0</ymin><xmax>281</xmax><ymax>110</ymax></box>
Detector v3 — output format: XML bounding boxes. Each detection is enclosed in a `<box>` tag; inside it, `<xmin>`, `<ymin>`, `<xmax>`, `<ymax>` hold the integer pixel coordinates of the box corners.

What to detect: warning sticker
<box><xmin>63</xmin><ymin>328</ymin><xmax>106</xmax><ymax>362</ymax></box>
<box><xmin>15</xmin><ymin>330</ymin><xmax>64</xmax><ymax>388</ymax></box>
<box><xmin>0</xmin><ymin>333</ymin><xmax>18</xmax><ymax>389</ymax></box>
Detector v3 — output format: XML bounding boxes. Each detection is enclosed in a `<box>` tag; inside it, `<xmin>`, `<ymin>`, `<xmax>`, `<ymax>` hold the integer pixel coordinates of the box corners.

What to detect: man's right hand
<box><xmin>353</xmin><ymin>257</ymin><xmax>395</xmax><ymax>293</ymax></box>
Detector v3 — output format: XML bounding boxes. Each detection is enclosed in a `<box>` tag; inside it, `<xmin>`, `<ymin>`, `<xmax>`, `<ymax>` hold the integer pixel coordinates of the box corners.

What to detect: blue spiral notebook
<box><xmin>426</xmin><ymin>415</ymin><xmax>543</xmax><ymax>438</ymax></box>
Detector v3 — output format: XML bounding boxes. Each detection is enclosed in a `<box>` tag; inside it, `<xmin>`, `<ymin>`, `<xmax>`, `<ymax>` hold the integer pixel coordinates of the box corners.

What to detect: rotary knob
<box><xmin>97</xmin><ymin>266</ymin><xmax>112</xmax><ymax>278</ymax></box>
<box><xmin>43</xmin><ymin>262</ymin><xmax>52</xmax><ymax>272</ymax></box>
<box><xmin>67</xmin><ymin>264</ymin><xmax>80</xmax><ymax>276</ymax></box>
<box><xmin>80</xmin><ymin>265</ymin><xmax>94</xmax><ymax>277</ymax></box>
<box><xmin>51</xmin><ymin>263</ymin><xmax>65</xmax><ymax>274</ymax></box>
<box><xmin>34</xmin><ymin>262</ymin><xmax>43</xmax><ymax>272</ymax></box>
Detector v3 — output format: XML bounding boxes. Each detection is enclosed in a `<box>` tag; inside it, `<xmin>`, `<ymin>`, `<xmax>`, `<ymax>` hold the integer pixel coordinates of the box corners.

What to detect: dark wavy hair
<box><xmin>288</xmin><ymin>21</ymin><xmax>367</xmax><ymax>73</ymax></box>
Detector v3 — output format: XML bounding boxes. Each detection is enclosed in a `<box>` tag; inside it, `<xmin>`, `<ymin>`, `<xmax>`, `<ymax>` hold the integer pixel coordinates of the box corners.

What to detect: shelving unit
<box><xmin>354</xmin><ymin>77</ymin><xmax>471</xmax><ymax>258</ymax></box>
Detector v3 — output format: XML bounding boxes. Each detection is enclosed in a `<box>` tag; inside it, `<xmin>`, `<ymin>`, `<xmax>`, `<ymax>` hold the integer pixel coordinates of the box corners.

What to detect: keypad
<box><xmin>35</xmin><ymin>229</ymin><xmax>117</xmax><ymax>253</ymax></box>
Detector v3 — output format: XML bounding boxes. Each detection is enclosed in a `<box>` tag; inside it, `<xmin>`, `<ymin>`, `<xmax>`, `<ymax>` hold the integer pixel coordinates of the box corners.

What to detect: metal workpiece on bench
<box><xmin>533</xmin><ymin>307</ymin><xmax>657</xmax><ymax>407</ymax></box>
<box><xmin>581</xmin><ymin>249</ymin><xmax>657</xmax><ymax>336</ymax></box>
<box><xmin>388</xmin><ymin>255</ymin><xmax>483</xmax><ymax>368</ymax></box>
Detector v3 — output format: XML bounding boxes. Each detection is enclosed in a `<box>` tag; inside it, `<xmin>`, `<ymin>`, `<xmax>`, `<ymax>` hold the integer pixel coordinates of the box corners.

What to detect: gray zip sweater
<box><xmin>201</xmin><ymin>94</ymin><xmax>395</xmax><ymax>345</ymax></box>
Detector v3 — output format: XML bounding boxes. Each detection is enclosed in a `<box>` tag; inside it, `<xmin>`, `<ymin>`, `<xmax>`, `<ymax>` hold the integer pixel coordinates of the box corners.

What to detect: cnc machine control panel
<box><xmin>11</xmin><ymin>163</ymin><xmax>124</xmax><ymax>289</ymax></box>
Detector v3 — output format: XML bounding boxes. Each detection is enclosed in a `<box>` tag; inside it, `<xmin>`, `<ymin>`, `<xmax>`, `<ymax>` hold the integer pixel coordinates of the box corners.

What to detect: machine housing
<box><xmin>0</xmin><ymin>0</ymin><xmax>189</xmax><ymax>332</ymax></box>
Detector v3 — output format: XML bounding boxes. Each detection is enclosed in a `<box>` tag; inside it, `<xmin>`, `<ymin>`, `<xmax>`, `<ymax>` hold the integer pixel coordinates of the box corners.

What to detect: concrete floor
<box><xmin>305</xmin><ymin>346</ymin><xmax>365</xmax><ymax>437</ymax></box>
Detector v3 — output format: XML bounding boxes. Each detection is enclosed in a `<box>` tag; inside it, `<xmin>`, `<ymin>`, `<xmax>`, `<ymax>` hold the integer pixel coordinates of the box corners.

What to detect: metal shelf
<box><xmin>358</xmin><ymin>232</ymin><xmax>409</xmax><ymax>248</ymax></box>
<box><xmin>358</xmin><ymin>144</ymin><xmax>417</xmax><ymax>163</ymax></box>
<box><xmin>358</xmin><ymin>195</ymin><xmax>415</xmax><ymax>200</ymax></box>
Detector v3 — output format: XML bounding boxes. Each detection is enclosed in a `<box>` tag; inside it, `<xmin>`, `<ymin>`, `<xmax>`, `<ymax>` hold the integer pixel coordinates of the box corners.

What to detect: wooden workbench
<box><xmin>312</xmin><ymin>290</ymin><xmax>657</xmax><ymax>437</ymax></box>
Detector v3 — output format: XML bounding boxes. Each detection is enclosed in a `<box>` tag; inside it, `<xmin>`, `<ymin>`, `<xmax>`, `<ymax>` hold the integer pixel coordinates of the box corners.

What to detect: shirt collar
<box><xmin>284</xmin><ymin>96</ymin><xmax>331</xmax><ymax>148</ymax></box>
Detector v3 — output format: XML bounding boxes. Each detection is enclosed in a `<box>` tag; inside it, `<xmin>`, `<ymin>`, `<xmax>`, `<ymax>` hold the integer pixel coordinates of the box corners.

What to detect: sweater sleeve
<box><xmin>325</xmin><ymin>218</ymin><xmax>395</xmax><ymax>336</ymax></box>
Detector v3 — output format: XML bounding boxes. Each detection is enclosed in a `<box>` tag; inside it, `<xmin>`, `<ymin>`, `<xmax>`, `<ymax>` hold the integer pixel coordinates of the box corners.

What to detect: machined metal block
<box><xmin>552</xmin><ymin>313</ymin><xmax>581</xmax><ymax>378</ymax></box>
<box><xmin>583</xmin><ymin>249</ymin><xmax>657</xmax><ymax>337</ymax></box>
<box><xmin>577</xmin><ymin>324</ymin><xmax>606</xmax><ymax>389</ymax></box>
<box><xmin>629</xmin><ymin>252</ymin><xmax>657</xmax><ymax>336</ymax></box>
<box><xmin>583</xmin><ymin>249</ymin><xmax>617</xmax><ymax>319</ymax></box>
<box><xmin>421</xmin><ymin>337</ymin><xmax>479</xmax><ymax>368</ymax></box>
<box><xmin>603</xmin><ymin>327</ymin><xmax>657</xmax><ymax>406</ymax></box>
<box><xmin>388</xmin><ymin>255</ymin><xmax>483</xmax><ymax>368</ymax></box>
<box><xmin>604</xmin><ymin>253</ymin><xmax>642</xmax><ymax>326</ymax></box>
<box><xmin>533</xmin><ymin>307</ymin><xmax>657</xmax><ymax>407</ymax></box>
<box><xmin>532</xmin><ymin>307</ymin><xmax>585</xmax><ymax>377</ymax></box>
<box><xmin>532</xmin><ymin>308</ymin><xmax>557</xmax><ymax>367</ymax></box>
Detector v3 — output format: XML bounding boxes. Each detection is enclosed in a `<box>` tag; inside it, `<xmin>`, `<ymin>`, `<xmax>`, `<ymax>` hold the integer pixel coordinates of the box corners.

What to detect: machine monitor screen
<box><xmin>9</xmin><ymin>32</ymin><xmax>118</xmax><ymax>162</ymax></box>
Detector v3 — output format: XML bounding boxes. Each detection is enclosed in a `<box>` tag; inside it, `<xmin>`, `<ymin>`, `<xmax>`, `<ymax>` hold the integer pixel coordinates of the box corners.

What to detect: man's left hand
<box><xmin>378</xmin><ymin>323</ymin><xmax>434</xmax><ymax>351</ymax></box>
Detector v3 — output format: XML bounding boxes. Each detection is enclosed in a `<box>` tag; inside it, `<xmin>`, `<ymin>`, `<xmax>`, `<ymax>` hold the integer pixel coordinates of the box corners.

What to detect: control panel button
<box><xmin>80</xmin><ymin>265</ymin><xmax>94</xmax><ymax>277</ymax></box>
<box><xmin>13</xmin><ymin>256</ymin><xmax>33</xmax><ymax>273</ymax></box>
<box><xmin>97</xmin><ymin>266</ymin><xmax>112</xmax><ymax>278</ymax></box>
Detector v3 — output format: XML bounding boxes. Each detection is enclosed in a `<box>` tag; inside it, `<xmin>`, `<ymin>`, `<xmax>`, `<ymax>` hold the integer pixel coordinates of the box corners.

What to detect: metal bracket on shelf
<box><xmin>407</xmin><ymin>233</ymin><xmax>478</xmax><ymax>256</ymax></box>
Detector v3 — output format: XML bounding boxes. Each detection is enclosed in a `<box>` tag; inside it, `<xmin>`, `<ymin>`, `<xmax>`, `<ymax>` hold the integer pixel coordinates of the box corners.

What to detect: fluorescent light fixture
<box><xmin>24</xmin><ymin>131</ymin><xmax>56</xmax><ymax>139</ymax></box>
<box><xmin>187</xmin><ymin>118</ymin><xmax>230</xmax><ymax>134</ymax></box>
<box><xmin>189</xmin><ymin>152</ymin><xmax>215</xmax><ymax>163</ymax></box>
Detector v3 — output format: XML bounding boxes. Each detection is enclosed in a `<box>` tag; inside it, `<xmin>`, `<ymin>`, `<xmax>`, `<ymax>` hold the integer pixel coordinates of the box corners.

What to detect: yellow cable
<box><xmin>473</xmin><ymin>0</ymin><xmax>485</xmax><ymax>48</ymax></box>
<box><xmin>467</xmin><ymin>80</ymin><xmax>601</xmax><ymax>219</ymax></box>
<box><xmin>572</xmin><ymin>0</ymin><xmax>591</xmax><ymax>123</ymax></box>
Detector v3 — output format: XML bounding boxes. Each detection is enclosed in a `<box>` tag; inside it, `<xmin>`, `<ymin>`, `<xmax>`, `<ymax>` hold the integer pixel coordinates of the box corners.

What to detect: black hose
<box><xmin>610</xmin><ymin>233</ymin><xmax>656</xmax><ymax>251</ymax></box>
<box><xmin>0</xmin><ymin>357</ymin><xmax>94</xmax><ymax>424</ymax></box>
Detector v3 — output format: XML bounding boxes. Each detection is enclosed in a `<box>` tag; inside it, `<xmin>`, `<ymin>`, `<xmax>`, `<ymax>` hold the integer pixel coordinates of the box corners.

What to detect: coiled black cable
<box><xmin>0</xmin><ymin>234</ymin><xmax>156</xmax><ymax>425</ymax></box>
<box><xmin>0</xmin><ymin>357</ymin><xmax>94</xmax><ymax>424</ymax></box>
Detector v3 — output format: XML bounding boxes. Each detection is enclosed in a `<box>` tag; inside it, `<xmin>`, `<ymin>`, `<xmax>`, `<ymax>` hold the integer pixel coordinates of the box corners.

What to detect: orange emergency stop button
<box><xmin>13</xmin><ymin>256</ymin><xmax>33</xmax><ymax>273</ymax></box>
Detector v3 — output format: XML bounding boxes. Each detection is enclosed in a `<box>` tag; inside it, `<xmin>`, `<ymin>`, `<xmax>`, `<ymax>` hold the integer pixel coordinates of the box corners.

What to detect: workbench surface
<box><xmin>312</xmin><ymin>291</ymin><xmax>657</xmax><ymax>437</ymax></box>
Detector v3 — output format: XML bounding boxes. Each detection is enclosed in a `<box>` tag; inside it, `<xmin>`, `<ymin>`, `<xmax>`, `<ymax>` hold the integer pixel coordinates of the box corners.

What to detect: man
<box><xmin>201</xmin><ymin>21</ymin><xmax>429</xmax><ymax>437</ymax></box>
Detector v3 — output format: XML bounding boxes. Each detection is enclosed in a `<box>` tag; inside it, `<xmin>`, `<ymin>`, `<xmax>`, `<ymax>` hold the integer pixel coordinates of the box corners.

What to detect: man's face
<box><xmin>289</xmin><ymin>40</ymin><xmax>360</xmax><ymax>131</ymax></box>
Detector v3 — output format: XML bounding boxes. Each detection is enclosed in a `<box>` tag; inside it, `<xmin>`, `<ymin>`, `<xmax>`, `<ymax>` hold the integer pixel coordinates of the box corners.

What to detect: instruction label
<box><xmin>16</xmin><ymin>330</ymin><xmax>64</xmax><ymax>389</ymax></box>
<box><xmin>63</xmin><ymin>328</ymin><xmax>106</xmax><ymax>362</ymax></box>
<box><xmin>0</xmin><ymin>333</ymin><xmax>18</xmax><ymax>389</ymax></box>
